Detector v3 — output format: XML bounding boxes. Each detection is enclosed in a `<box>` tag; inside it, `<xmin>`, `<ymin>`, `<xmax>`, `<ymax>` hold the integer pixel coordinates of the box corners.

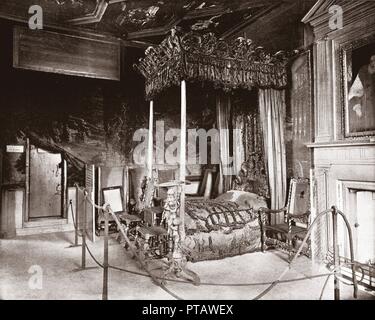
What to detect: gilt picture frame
<box><xmin>340</xmin><ymin>34</ymin><xmax>375</xmax><ymax>138</ymax></box>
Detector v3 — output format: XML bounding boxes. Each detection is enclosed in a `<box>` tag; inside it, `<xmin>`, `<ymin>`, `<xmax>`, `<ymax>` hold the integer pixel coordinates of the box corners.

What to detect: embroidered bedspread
<box><xmin>182</xmin><ymin>191</ymin><xmax>267</xmax><ymax>262</ymax></box>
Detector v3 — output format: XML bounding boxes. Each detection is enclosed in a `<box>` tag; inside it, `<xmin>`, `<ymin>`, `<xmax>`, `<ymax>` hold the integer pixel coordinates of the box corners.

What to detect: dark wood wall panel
<box><xmin>286</xmin><ymin>50</ymin><xmax>313</xmax><ymax>178</ymax></box>
<box><xmin>13</xmin><ymin>26</ymin><xmax>120</xmax><ymax>81</ymax></box>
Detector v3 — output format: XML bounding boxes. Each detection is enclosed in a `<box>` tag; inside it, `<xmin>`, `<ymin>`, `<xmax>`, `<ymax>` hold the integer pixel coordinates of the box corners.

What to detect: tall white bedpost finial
<box><xmin>147</xmin><ymin>100</ymin><xmax>154</xmax><ymax>178</ymax></box>
<box><xmin>179</xmin><ymin>80</ymin><xmax>187</xmax><ymax>240</ymax></box>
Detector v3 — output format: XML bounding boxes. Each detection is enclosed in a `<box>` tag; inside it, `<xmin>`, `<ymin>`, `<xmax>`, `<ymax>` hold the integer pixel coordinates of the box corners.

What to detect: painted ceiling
<box><xmin>0</xmin><ymin>0</ymin><xmax>282</xmax><ymax>42</ymax></box>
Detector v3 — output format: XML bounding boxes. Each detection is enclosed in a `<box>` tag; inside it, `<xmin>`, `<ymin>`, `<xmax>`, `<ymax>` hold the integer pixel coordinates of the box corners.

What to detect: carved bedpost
<box><xmin>258</xmin><ymin>207</ymin><xmax>268</xmax><ymax>253</ymax></box>
<box><xmin>158</xmin><ymin>180</ymin><xmax>200</xmax><ymax>285</ymax></box>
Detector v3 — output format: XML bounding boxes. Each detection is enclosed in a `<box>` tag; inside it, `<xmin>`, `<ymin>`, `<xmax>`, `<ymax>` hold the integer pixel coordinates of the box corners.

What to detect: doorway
<box><xmin>28</xmin><ymin>145</ymin><xmax>65</xmax><ymax>219</ymax></box>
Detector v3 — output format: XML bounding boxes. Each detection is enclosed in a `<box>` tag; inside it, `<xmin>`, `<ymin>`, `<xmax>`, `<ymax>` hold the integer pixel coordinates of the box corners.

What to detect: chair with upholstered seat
<box><xmin>260</xmin><ymin>178</ymin><xmax>311</xmax><ymax>262</ymax></box>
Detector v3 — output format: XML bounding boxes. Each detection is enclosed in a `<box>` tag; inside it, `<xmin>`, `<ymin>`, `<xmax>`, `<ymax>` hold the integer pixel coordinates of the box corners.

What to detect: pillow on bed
<box><xmin>215</xmin><ymin>190</ymin><xmax>268</xmax><ymax>210</ymax></box>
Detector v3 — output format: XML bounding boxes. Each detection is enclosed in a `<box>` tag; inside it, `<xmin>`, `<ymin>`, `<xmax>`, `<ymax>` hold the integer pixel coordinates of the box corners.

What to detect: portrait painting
<box><xmin>342</xmin><ymin>37</ymin><xmax>375</xmax><ymax>137</ymax></box>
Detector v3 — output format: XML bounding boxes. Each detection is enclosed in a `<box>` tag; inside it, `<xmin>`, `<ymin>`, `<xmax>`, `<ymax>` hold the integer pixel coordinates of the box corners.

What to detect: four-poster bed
<box><xmin>134</xmin><ymin>28</ymin><xmax>289</xmax><ymax>262</ymax></box>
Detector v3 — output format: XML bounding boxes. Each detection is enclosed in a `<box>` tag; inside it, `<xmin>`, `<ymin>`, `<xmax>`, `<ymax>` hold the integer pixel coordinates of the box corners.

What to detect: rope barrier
<box><xmin>108</xmin><ymin>262</ymin><xmax>333</xmax><ymax>286</ymax></box>
<box><xmin>73</xmin><ymin>184</ymin><xmax>184</xmax><ymax>300</ymax></box>
<box><xmin>73</xmin><ymin>193</ymin><xmax>334</xmax><ymax>288</ymax></box>
<box><xmin>83</xmin><ymin>237</ymin><xmax>105</xmax><ymax>269</ymax></box>
<box><xmin>74</xmin><ymin>185</ymin><xmax>334</xmax><ymax>286</ymax></box>
<box><xmin>253</xmin><ymin>207</ymin><xmax>360</xmax><ymax>300</ymax></box>
<box><xmin>71</xmin><ymin>185</ymin><xmax>359</xmax><ymax>300</ymax></box>
<box><xmin>319</xmin><ymin>274</ymin><xmax>332</xmax><ymax>300</ymax></box>
<box><xmin>69</xmin><ymin>200</ymin><xmax>82</xmax><ymax>237</ymax></box>
<box><xmin>252</xmin><ymin>208</ymin><xmax>334</xmax><ymax>300</ymax></box>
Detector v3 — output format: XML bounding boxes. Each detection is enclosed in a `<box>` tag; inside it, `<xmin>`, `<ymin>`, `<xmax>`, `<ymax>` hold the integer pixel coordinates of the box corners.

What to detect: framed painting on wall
<box><xmin>341</xmin><ymin>34</ymin><xmax>375</xmax><ymax>138</ymax></box>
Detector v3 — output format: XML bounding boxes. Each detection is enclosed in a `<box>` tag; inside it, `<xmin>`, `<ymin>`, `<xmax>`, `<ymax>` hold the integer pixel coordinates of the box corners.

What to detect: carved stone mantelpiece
<box><xmin>313</xmin><ymin>145</ymin><xmax>375</xmax><ymax>165</ymax></box>
<box><xmin>310</xmin><ymin>144</ymin><xmax>375</xmax><ymax>262</ymax></box>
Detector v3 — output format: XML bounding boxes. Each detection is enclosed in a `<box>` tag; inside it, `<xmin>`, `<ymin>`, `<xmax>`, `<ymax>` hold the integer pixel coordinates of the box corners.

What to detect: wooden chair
<box><xmin>260</xmin><ymin>178</ymin><xmax>311</xmax><ymax>262</ymax></box>
<box><xmin>96</xmin><ymin>186</ymin><xmax>125</xmax><ymax>235</ymax></box>
<box><xmin>135</xmin><ymin>175</ymin><xmax>169</xmax><ymax>260</ymax></box>
<box><xmin>186</xmin><ymin>168</ymin><xmax>216</xmax><ymax>200</ymax></box>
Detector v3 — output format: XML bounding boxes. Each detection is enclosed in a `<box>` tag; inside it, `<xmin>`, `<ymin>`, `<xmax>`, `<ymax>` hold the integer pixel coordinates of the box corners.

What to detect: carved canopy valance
<box><xmin>135</xmin><ymin>30</ymin><xmax>289</xmax><ymax>100</ymax></box>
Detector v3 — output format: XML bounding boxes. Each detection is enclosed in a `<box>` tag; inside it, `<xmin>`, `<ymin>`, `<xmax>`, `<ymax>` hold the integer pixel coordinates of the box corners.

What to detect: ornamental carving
<box><xmin>135</xmin><ymin>30</ymin><xmax>289</xmax><ymax>100</ymax></box>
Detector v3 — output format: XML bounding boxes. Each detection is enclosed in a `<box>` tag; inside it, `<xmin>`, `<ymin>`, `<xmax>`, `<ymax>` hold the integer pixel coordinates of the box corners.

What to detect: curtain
<box><xmin>243</xmin><ymin>111</ymin><xmax>270</xmax><ymax>198</ymax></box>
<box><xmin>232</xmin><ymin>112</ymin><xmax>245</xmax><ymax>176</ymax></box>
<box><xmin>231</xmin><ymin>99</ymin><xmax>269</xmax><ymax>198</ymax></box>
<box><xmin>216</xmin><ymin>93</ymin><xmax>233</xmax><ymax>194</ymax></box>
<box><xmin>259</xmin><ymin>88</ymin><xmax>287</xmax><ymax>224</ymax></box>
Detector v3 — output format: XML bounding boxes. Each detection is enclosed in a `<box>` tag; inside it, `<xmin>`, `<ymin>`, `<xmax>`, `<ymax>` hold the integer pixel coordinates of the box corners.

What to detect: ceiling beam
<box><xmin>120</xmin><ymin>39</ymin><xmax>152</xmax><ymax>49</ymax></box>
<box><xmin>66</xmin><ymin>0</ymin><xmax>129</xmax><ymax>25</ymax></box>
<box><xmin>221</xmin><ymin>2</ymin><xmax>283</xmax><ymax>39</ymax></box>
<box><xmin>183</xmin><ymin>0</ymin><xmax>279</xmax><ymax>20</ymax></box>
<box><xmin>66</xmin><ymin>0</ymin><xmax>108</xmax><ymax>25</ymax></box>
<box><xmin>126</xmin><ymin>18</ymin><xmax>180</xmax><ymax>40</ymax></box>
<box><xmin>126</xmin><ymin>0</ymin><xmax>280</xmax><ymax>41</ymax></box>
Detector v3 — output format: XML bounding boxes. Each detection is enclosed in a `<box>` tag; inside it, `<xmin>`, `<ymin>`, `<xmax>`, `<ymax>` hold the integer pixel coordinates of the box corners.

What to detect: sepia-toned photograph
<box><xmin>0</xmin><ymin>0</ymin><xmax>374</xmax><ymax>308</ymax></box>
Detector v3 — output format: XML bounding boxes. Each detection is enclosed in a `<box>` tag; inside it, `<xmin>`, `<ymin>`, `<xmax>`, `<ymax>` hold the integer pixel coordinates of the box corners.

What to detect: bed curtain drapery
<box><xmin>259</xmin><ymin>88</ymin><xmax>287</xmax><ymax>224</ymax></box>
<box><xmin>232</xmin><ymin>110</ymin><xmax>246</xmax><ymax>180</ymax></box>
<box><xmin>241</xmin><ymin>103</ymin><xmax>270</xmax><ymax>199</ymax></box>
<box><xmin>216</xmin><ymin>93</ymin><xmax>233</xmax><ymax>194</ymax></box>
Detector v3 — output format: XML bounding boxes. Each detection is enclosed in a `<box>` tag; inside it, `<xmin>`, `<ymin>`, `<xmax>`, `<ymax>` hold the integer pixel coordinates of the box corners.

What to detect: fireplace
<box><xmin>337</xmin><ymin>180</ymin><xmax>375</xmax><ymax>288</ymax></box>
<box><xmin>308</xmin><ymin>142</ymin><xmax>375</xmax><ymax>290</ymax></box>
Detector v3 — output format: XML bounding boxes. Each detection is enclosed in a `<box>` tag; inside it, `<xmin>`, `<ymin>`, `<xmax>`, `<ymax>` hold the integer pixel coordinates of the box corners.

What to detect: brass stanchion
<box><xmin>72</xmin><ymin>190</ymin><xmax>98</xmax><ymax>272</ymax></box>
<box><xmin>332</xmin><ymin>206</ymin><xmax>340</xmax><ymax>300</ymax></box>
<box><xmin>81</xmin><ymin>192</ymin><xmax>87</xmax><ymax>269</ymax></box>
<box><xmin>66</xmin><ymin>197</ymin><xmax>82</xmax><ymax>248</ymax></box>
<box><xmin>102</xmin><ymin>206</ymin><xmax>109</xmax><ymax>300</ymax></box>
<box><xmin>336</xmin><ymin>208</ymin><xmax>358</xmax><ymax>299</ymax></box>
<box><xmin>73</xmin><ymin>199</ymin><xmax>79</xmax><ymax>247</ymax></box>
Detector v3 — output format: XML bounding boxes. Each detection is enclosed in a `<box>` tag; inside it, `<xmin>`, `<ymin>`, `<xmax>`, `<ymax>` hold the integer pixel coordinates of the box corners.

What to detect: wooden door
<box><xmin>29</xmin><ymin>145</ymin><xmax>62</xmax><ymax>219</ymax></box>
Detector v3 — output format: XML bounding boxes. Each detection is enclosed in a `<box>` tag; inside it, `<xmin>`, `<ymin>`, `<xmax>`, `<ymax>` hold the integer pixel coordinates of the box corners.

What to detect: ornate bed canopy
<box><xmin>134</xmin><ymin>29</ymin><xmax>290</xmax><ymax>247</ymax></box>
<box><xmin>135</xmin><ymin>29</ymin><xmax>289</xmax><ymax>100</ymax></box>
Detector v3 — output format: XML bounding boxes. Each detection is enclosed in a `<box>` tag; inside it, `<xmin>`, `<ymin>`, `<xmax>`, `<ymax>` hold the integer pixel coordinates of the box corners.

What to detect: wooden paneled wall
<box><xmin>13</xmin><ymin>26</ymin><xmax>121</xmax><ymax>81</ymax></box>
<box><xmin>314</xmin><ymin>39</ymin><xmax>335</xmax><ymax>142</ymax></box>
<box><xmin>304</xmin><ymin>0</ymin><xmax>375</xmax><ymax>261</ymax></box>
<box><xmin>287</xmin><ymin>51</ymin><xmax>313</xmax><ymax>178</ymax></box>
<box><xmin>307</xmin><ymin>0</ymin><xmax>375</xmax><ymax>142</ymax></box>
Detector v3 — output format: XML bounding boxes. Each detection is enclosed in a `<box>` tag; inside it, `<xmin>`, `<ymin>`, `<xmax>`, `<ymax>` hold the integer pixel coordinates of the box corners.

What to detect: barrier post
<box><xmin>72</xmin><ymin>186</ymin><xmax>100</xmax><ymax>273</ymax></box>
<box><xmin>81</xmin><ymin>192</ymin><xmax>87</xmax><ymax>269</ymax></box>
<box><xmin>102</xmin><ymin>206</ymin><xmax>109</xmax><ymax>300</ymax></box>
<box><xmin>66</xmin><ymin>197</ymin><xmax>81</xmax><ymax>248</ymax></box>
<box><xmin>73</xmin><ymin>199</ymin><xmax>79</xmax><ymax>246</ymax></box>
<box><xmin>332</xmin><ymin>206</ymin><xmax>340</xmax><ymax>300</ymax></box>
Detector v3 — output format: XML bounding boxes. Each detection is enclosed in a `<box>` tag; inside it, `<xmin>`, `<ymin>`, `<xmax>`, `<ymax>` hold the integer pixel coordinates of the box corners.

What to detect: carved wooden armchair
<box><xmin>259</xmin><ymin>178</ymin><xmax>311</xmax><ymax>262</ymax></box>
